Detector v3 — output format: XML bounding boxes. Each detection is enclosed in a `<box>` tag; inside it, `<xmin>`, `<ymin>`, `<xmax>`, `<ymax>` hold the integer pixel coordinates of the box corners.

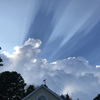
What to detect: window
<box><xmin>38</xmin><ymin>94</ymin><xmax>47</xmax><ymax>100</ymax></box>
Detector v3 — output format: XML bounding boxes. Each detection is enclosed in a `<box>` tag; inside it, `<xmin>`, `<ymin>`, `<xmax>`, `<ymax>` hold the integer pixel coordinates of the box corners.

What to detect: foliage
<box><xmin>93</xmin><ymin>94</ymin><xmax>100</xmax><ymax>100</ymax></box>
<box><xmin>65</xmin><ymin>94</ymin><xmax>72</xmax><ymax>100</ymax></box>
<box><xmin>0</xmin><ymin>47</ymin><xmax>3</xmax><ymax>66</ymax></box>
<box><xmin>61</xmin><ymin>94</ymin><xmax>65</xmax><ymax>100</ymax></box>
<box><xmin>24</xmin><ymin>85</ymin><xmax>35</xmax><ymax>97</ymax></box>
<box><xmin>61</xmin><ymin>94</ymin><xmax>72</xmax><ymax>100</ymax></box>
<box><xmin>0</xmin><ymin>71</ymin><xmax>35</xmax><ymax>100</ymax></box>
<box><xmin>0</xmin><ymin>71</ymin><xmax>26</xmax><ymax>100</ymax></box>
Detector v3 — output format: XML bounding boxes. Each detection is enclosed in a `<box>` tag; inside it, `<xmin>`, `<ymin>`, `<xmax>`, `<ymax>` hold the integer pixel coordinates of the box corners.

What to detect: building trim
<box><xmin>22</xmin><ymin>84</ymin><xmax>63</xmax><ymax>100</ymax></box>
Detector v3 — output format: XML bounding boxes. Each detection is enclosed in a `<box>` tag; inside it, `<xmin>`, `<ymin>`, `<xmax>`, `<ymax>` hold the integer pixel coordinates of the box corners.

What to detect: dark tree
<box><xmin>93</xmin><ymin>94</ymin><xmax>100</xmax><ymax>100</ymax></box>
<box><xmin>61</xmin><ymin>94</ymin><xmax>72</xmax><ymax>100</ymax></box>
<box><xmin>0</xmin><ymin>47</ymin><xmax>3</xmax><ymax>66</ymax></box>
<box><xmin>0</xmin><ymin>71</ymin><xmax>26</xmax><ymax>100</ymax></box>
<box><xmin>65</xmin><ymin>94</ymin><xmax>72</xmax><ymax>100</ymax></box>
<box><xmin>61</xmin><ymin>94</ymin><xmax>65</xmax><ymax>100</ymax></box>
<box><xmin>24</xmin><ymin>85</ymin><xmax>35</xmax><ymax>97</ymax></box>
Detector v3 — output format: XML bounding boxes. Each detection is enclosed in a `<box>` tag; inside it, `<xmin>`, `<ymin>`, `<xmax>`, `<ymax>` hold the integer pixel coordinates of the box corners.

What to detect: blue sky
<box><xmin>0</xmin><ymin>0</ymin><xmax>100</xmax><ymax>65</ymax></box>
<box><xmin>0</xmin><ymin>0</ymin><xmax>100</xmax><ymax>100</ymax></box>
<box><xmin>0</xmin><ymin>0</ymin><xmax>34</xmax><ymax>53</ymax></box>
<box><xmin>25</xmin><ymin>0</ymin><xmax>100</xmax><ymax>65</ymax></box>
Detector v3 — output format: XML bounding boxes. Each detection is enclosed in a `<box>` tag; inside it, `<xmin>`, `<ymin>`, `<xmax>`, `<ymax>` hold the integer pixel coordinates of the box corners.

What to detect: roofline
<box><xmin>42</xmin><ymin>85</ymin><xmax>63</xmax><ymax>100</ymax></box>
<box><xmin>22</xmin><ymin>84</ymin><xmax>63</xmax><ymax>100</ymax></box>
<box><xmin>22</xmin><ymin>85</ymin><xmax>44</xmax><ymax>100</ymax></box>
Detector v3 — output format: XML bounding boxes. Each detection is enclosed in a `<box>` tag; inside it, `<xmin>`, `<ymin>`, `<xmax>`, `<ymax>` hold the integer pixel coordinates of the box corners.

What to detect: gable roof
<box><xmin>22</xmin><ymin>84</ymin><xmax>63</xmax><ymax>100</ymax></box>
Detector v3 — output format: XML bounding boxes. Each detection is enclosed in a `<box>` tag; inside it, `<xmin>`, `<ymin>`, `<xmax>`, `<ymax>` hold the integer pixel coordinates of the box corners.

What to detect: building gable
<box><xmin>22</xmin><ymin>85</ymin><xmax>62</xmax><ymax>100</ymax></box>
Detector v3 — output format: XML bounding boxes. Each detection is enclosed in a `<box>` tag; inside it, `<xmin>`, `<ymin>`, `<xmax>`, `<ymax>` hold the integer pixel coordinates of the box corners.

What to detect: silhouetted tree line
<box><xmin>0</xmin><ymin>47</ymin><xmax>3</xmax><ymax>66</ymax></box>
<box><xmin>0</xmin><ymin>71</ymin><xmax>35</xmax><ymax>100</ymax></box>
<box><xmin>93</xmin><ymin>94</ymin><xmax>100</xmax><ymax>100</ymax></box>
<box><xmin>0</xmin><ymin>71</ymin><xmax>100</xmax><ymax>100</ymax></box>
<box><xmin>60</xmin><ymin>94</ymin><xmax>72</xmax><ymax>100</ymax></box>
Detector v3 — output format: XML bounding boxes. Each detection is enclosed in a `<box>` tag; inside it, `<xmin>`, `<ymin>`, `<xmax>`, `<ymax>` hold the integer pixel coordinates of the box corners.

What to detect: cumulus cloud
<box><xmin>0</xmin><ymin>38</ymin><xmax>100</xmax><ymax>100</ymax></box>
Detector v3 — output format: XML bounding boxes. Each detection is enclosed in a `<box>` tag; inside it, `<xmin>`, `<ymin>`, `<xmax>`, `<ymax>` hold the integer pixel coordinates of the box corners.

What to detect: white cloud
<box><xmin>0</xmin><ymin>38</ymin><xmax>100</xmax><ymax>100</ymax></box>
<box><xmin>96</xmin><ymin>65</ymin><xmax>100</xmax><ymax>68</ymax></box>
